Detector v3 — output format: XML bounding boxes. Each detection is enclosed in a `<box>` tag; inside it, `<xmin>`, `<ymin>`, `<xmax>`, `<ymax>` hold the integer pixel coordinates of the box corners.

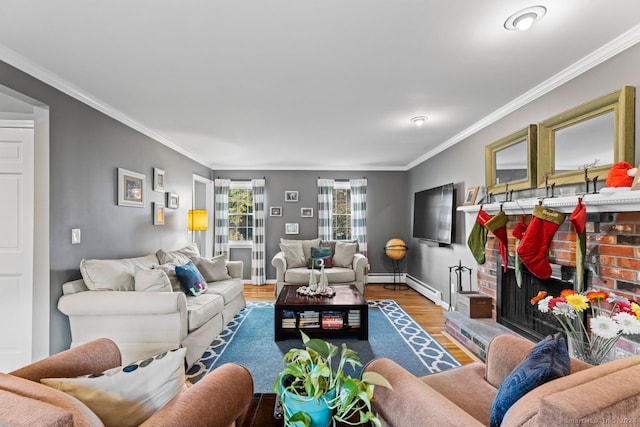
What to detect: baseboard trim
<box><xmin>405</xmin><ymin>275</ymin><xmax>448</xmax><ymax>309</ymax></box>
<box><xmin>366</xmin><ymin>273</ymin><xmax>404</xmax><ymax>284</ymax></box>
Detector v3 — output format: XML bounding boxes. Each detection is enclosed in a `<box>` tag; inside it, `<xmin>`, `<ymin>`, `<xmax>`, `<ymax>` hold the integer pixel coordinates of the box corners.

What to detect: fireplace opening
<box><xmin>496</xmin><ymin>260</ymin><xmax>585</xmax><ymax>342</ymax></box>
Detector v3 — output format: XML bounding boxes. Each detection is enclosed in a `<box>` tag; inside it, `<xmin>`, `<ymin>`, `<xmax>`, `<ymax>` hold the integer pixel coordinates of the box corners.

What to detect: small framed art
<box><xmin>153</xmin><ymin>168</ymin><xmax>165</xmax><ymax>192</ymax></box>
<box><xmin>285</xmin><ymin>223</ymin><xmax>299</xmax><ymax>235</ymax></box>
<box><xmin>270</xmin><ymin>206</ymin><xmax>282</xmax><ymax>216</ymax></box>
<box><xmin>301</xmin><ymin>207</ymin><xmax>313</xmax><ymax>218</ymax></box>
<box><xmin>166</xmin><ymin>192</ymin><xmax>179</xmax><ymax>209</ymax></box>
<box><xmin>285</xmin><ymin>191</ymin><xmax>299</xmax><ymax>202</ymax></box>
<box><xmin>117</xmin><ymin>168</ymin><xmax>145</xmax><ymax>207</ymax></box>
<box><xmin>153</xmin><ymin>202</ymin><xmax>165</xmax><ymax>225</ymax></box>
<box><xmin>463</xmin><ymin>186</ymin><xmax>480</xmax><ymax>206</ymax></box>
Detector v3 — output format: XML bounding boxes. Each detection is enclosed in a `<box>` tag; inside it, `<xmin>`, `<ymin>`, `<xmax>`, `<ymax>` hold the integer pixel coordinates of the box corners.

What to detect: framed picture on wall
<box><xmin>285</xmin><ymin>190</ymin><xmax>299</xmax><ymax>202</ymax></box>
<box><xmin>153</xmin><ymin>202</ymin><xmax>165</xmax><ymax>225</ymax></box>
<box><xmin>301</xmin><ymin>208</ymin><xmax>313</xmax><ymax>218</ymax></box>
<box><xmin>166</xmin><ymin>192</ymin><xmax>179</xmax><ymax>209</ymax></box>
<box><xmin>153</xmin><ymin>168</ymin><xmax>165</xmax><ymax>192</ymax></box>
<box><xmin>117</xmin><ymin>168</ymin><xmax>145</xmax><ymax>207</ymax></box>
<box><xmin>285</xmin><ymin>223</ymin><xmax>299</xmax><ymax>235</ymax></box>
<box><xmin>270</xmin><ymin>206</ymin><xmax>282</xmax><ymax>216</ymax></box>
<box><xmin>463</xmin><ymin>186</ymin><xmax>480</xmax><ymax>206</ymax></box>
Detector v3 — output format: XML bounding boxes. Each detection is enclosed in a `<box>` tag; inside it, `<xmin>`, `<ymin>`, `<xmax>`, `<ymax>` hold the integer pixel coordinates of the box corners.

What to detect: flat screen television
<box><xmin>412</xmin><ymin>183</ymin><xmax>455</xmax><ymax>245</ymax></box>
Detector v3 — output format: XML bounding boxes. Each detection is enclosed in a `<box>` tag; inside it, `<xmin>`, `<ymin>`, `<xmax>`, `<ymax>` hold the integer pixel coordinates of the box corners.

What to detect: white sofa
<box><xmin>271</xmin><ymin>238</ymin><xmax>368</xmax><ymax>296</ymax></box>
<box><xmin>58</xmin><ymin>244</ymin><xmax>246</xmax><ymax>369</ymax></box>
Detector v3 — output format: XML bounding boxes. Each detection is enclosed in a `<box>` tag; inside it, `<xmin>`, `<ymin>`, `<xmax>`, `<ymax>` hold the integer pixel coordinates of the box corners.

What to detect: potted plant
<box><xmin>274</xmin><ymin>331</ymin><xmax>392</xmax><ymax>427</ymax></box>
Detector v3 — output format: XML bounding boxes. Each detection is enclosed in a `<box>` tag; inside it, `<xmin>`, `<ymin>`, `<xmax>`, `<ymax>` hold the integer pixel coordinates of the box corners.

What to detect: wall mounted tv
<box><xmin>412</xmin><ymin>183</ymin><xmax>456</xmax><ymax>245</ymax></box>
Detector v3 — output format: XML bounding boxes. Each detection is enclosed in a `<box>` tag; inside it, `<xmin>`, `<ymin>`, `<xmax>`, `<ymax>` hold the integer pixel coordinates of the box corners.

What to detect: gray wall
<box><xmin>406</xmin><ymin>43</ymin><xmax>640</xmax><ymax>305</ymax></box>
<box><xmin>216</xmin><ymin>170</ymin><xmax>409</xmax><ymax>279</ymax></box>
<box><xmin>0</xmin><ymin>60</ymin><xmax>212</xmax><ymax>354</ymax></box>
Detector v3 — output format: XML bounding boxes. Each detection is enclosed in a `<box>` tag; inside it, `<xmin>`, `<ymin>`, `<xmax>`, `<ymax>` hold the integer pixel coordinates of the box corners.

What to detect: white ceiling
<box><xmin>1</xmin><ymin>1</ymin><xmax>639</xmax><ymax>171</ymax></box>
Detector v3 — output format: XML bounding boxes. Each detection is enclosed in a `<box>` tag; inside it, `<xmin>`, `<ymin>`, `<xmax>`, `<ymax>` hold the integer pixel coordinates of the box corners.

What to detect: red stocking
<box><xmin>516</xmin><ymin>205</ymin><xmax>566</xmax><ymax>279</ymax></box>
<box><xmin>485</xmin><ymin>211</ymin><xmax>509</xmax><ymax>272</ymax></box>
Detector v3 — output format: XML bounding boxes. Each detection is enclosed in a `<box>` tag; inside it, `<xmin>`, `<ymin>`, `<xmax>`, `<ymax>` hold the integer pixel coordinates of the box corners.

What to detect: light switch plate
<box><xmin>71</xmin><ymin>229</ymin><xmax>81</xmax><ymax>244</ymax></box>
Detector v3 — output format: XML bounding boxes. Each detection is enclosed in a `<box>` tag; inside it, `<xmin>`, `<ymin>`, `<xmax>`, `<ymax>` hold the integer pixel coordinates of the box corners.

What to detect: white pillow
<box><xmin>41</xmin><ymin>348</ymin><xmax>186</xmax><ymax>427</ymax></box>
<box><xmin>134</xmin><ymin>265</ymin><xmax>172</xmax><ymax>292</ymax></box>
<box><xmin>156</xmin><ymin>243</ymin><xmax>201</xmax><ymax>265</ymax></box>
<box><xmin>279</xmin><ymin>241</ymin><xmax>306</xmax><ymax>268</ymax></box>
<box><xmin>152</xmin><ymin>263</ymin><xmax>182</xmax><ymax>293</ymax></box>
<box><xmin>333</xmin><ymin>241</ymin><xmax>358</xmax><ymax>268</ymax></box>
<box><xmin>280</xmin><ymin>238</ymin><xmax>320</xmax><ymax>261</ymax></box>
<box><xmin>79</xmin><ymin>254</ymin><xmax>159</xmax><ymax>291</ymax></box>
<box><xmin>193</xmin><ymin>255</ymin><xmax>231</xmax><ymax>282</ymax></box>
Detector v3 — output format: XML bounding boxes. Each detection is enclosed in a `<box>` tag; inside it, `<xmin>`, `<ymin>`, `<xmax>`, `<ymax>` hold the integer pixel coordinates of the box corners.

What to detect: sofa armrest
<box><xmin>271</xmin><ymin>251</ymin><xmax>287</xmax><ymax>282</ymax></box>
<box><xmin>226</xmin><ymin>260</ymin><xmax>244</xmax><ymax>279</ymax></box>
<box><xmin>485</xmin><ymin>334</ymin><xmax>535</xmax><ymax>388</ymax></box>
<box><xmin>364</xmin><ymin>358</ymin><xmax>484</xmax><ymax>426</ymax></box>
<box><xmin>10</xmin><ymin>338</ymin><xmax>122</xmax><ymax>382</ymax></box>
<box><xmin>142</xmin><ymin>363</ymin><xmax>254</xmax><ymax>427</ymax></box>
<box><xmin>58</xmin><ymin>290</ymin><xmax>187</xmax><ymax>316</ymax></box>
<box><xmin>353</xmin><ymin>253</ymin><xmax>368</xmax><ymax>283</ymax></box>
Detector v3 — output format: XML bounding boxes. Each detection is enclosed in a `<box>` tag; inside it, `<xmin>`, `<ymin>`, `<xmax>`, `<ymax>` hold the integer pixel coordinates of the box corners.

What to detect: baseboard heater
<box><xmin>405</xmin><ymin>275</ymin><xmax>445</xmax><ymax>308</ymax></box>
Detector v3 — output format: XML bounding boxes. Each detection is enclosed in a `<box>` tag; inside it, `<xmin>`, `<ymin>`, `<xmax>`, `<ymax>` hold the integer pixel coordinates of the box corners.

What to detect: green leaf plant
<box><xmin>274</xmin><ymin>331</ymin><xmax>392</xmax><ymax>427</ymax></box>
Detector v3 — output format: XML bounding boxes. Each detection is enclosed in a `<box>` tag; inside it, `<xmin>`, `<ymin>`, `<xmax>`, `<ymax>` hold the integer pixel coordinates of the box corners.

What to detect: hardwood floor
<box><xmin>243</xmin><ymin>283</ymin><xmax>475</xmax><ymax>365</ymax></box>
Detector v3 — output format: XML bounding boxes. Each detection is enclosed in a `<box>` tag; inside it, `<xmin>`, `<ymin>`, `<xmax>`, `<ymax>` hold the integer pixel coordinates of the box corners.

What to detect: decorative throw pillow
<box><xmin>280</xmin><ymin>238</ymin><xmax>321</xmax><ymax>261</ymax></box>
<box><xmin>308</xmin><ymin>256</ymin><xmax>333</xmax><ymax>269</ymax></box>
<box><xmin>279</xmin><ymin>241</ymin><xmax>306</xmax><ymax>268</ymax></box>
<box><xmin>311</xmin><ymin>247</ymin><xmax>332</xmax><ymax>259</ymax></box>
<box><xmin>332</xmin><ymin>241</ymin><xmax>359</xmax><ymax>268</ymax></box>
<box><xmin>41</xmin><ymin>348</ymin><xmax>186</xmax><ymax>427</ymax></box>
<box><xmin>308</xmin><ymin>247</ymin><xmax>333</xmax><ymax>269</ymax></box>
<box><xmin>134</xmin><ymin>265</ymin><xmax>172</xmax><ymax>292</ymax></box>
<box><xmin>156</xmin><ymin>243</ymin><xmax>201</xmax><ymax>265</ymax></box>
<box><xmin>193</xmin><ymin>255</ymin><xmax>231</xmax><ymax>282</ymax></box>
<box><xmin>79</xmin><ymin>254</ymin><xmax>159</xmax><ymax>291</ymax></box>
<box><xmin>489</xmin><ymin>333</ymin><xmax>570</xmax><ymax>427</ymax></box>
<box><xmin>175</xmin><ymin>261</ymin><xmax>208</xmax><ymax>296</ymax></box>
<box><xmin>151</xmin><ymin>263</ymin><xmax>181</xmax><ymax>293</ymax></box>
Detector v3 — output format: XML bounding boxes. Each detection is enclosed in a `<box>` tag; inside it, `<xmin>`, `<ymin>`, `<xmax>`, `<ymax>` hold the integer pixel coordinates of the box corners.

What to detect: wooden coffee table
<box><xmin>274</xmin><ymin>284</ymin><xmax>368</xmax><ymax>341</ymax></box>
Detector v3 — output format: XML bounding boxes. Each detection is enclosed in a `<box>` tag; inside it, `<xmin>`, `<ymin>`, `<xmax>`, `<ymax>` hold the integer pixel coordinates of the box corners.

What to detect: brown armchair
<box><xmin>2</xmin><ymin>338</ymin><xmax>253</xmax><ymax>426</ymax></box>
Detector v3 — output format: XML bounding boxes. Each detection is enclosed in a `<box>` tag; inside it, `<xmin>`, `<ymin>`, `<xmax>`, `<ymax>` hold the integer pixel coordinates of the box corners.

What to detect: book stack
<box><xmin>321</xmin><ymin>311</ymin><xmax>344</xmax><ymax>329</ymax></box>
<box><xmin>348</xmin><ymin>310</ymin><xmax>360</xmax><ymax>328</ymax></box>
<box><xmin>282</xmin><ymin>310</ymin><xmax>296</xmax><ymax>329</ymax></box>
<box><xmin>298</xmin><ymin>310</ymin><xmax>320</xmax><ymax>328</ymax></box>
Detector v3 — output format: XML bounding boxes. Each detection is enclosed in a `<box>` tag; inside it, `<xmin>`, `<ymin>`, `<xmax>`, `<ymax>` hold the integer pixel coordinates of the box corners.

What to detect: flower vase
<box><xmin>567</xmin><ymin>335</ymin><xmax>617</xmax><ymax>365</ymax></box>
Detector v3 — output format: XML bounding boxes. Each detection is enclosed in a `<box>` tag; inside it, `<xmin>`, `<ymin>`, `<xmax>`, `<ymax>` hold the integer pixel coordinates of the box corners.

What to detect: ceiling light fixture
<box><xmin>504</xmin><ymin>6</ymin><xmax>546</xmax><ymax>31</ymax></box>
<box><xmin>410</xmin><ymin>116</ymin><xmax>428</xmax><ymax>126</ymax></box>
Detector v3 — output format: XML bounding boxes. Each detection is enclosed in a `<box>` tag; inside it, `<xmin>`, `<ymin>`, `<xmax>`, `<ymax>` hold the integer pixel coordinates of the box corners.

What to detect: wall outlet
<box><xmin>71</xmin><ymin>229</ymin><xmax>81</xmax><ymax>244</ymax></box>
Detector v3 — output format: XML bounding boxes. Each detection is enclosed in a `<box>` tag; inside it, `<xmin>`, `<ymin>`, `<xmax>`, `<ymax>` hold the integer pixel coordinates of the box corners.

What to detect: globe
<box><xmin>384</xmin><ymin>238</ymin><xmax>408</xmax><ymax>261</ymax></box>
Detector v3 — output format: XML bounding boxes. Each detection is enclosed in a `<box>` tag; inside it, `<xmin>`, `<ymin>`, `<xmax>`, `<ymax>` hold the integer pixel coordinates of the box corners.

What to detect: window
<box><xmin>228</xmin><ymin>182</ymin><xmax>253</xmax><ymax>244</ymax></box>
<box><xmin>332</xmin><ymin>182</ymin><xmax>351</xmax><ymax>240</ymax></box>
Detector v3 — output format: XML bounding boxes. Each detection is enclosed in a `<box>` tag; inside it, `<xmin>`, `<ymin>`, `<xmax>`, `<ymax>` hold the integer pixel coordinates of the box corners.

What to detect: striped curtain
<box><xmin>251</xmin><ymin>179</ymin><xmax>266</xmax><ymax>285</ymax></box>
<box><xmin>214</xmin><ymin>179</ymin><xmax>230</xmax><ymax>257</ymax></box>
<box><xmin>317</xmin><ymin>179</ymin><xmax>334</xmax><ymax>240</ymax></box>
<box><xmin>350</xmin><ymin>179</ymin><xmax>368</xmax><ymax>257</ymax></box>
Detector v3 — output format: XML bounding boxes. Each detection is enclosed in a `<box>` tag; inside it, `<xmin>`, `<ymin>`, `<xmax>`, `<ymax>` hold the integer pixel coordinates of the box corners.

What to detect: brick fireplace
<box><xmin>447</xmin><ymin>197</ymin><xmax>640</xmax><ymax>360</ymax></box>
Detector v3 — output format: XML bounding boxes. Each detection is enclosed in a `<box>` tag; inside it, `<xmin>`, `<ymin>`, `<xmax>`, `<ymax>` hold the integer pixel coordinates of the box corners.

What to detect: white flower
<box><xmin>590</xmin><ymin>315</ymin><xmax>621</xmax><ymax>339</ymax></box>
<box><xmin>552</xmin><ymin>302</ymin><xmax>577</xmax><ymax>319</ymax></box>
<box><xmin>613</xmin><ymin>312</ymin><xmax>640</xmax><ymax>335</ymax></box>
<box><xmin>537</xmin><ymin>296</ymin><xmax>552</xmax><ymax>313</ymax></box>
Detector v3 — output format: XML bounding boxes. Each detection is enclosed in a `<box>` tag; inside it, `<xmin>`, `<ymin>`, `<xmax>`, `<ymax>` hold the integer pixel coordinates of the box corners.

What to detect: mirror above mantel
<box><xmin>537</xmin><ymin>86</ymin><xmax>635</xmax><ymax>187</ymax></box>
<box><xmin>485</xmin><ymin>125</ymin><xmax>537</xmax><ymax>194</ymax></box>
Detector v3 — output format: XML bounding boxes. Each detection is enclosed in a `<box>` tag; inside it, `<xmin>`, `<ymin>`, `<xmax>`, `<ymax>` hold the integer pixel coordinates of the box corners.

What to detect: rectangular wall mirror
<box><xmin>485</xmin><ymin>125</ymin><xmax>537</xmax><ymax>194</ymax></box>
<box><xmin>537</xmin><ymin>86</ymin><xmax>635</xmax><ymax>187</ymax></box>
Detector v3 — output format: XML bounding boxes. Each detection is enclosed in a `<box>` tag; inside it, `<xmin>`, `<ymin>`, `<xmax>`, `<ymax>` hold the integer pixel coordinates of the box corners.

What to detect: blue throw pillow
<box><xmin>308</xmin><ymin>256</ymin><xmax>333</xmax><ymax>269</ymax></box>
<box><xmin>175</xmin><ymin>261</ymin><xmax>208</xmax><ymax>296</ymax></box>
<box><xmin>489</xmin><ymin>333</ymin><xmax>570</xmax><ymax>427</ymax></box>
<box><xmin>311</xmin><ymin>247</ymin><xmax>332</xmax><ymax>258</ymax></box>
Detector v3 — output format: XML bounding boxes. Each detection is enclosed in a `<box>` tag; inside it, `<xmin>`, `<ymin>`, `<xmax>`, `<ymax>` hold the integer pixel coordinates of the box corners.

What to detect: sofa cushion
<box><xmin>281</xmin><ymin>238</ymin><xmax>321</xmax><ymax>261</ymax></box>
<box><xmin>175</xmin><ymin>261</ymin><xmax>208</xmax><ymax>296</ymax></box>
<box><xmin>205</xmin><ymin>278</ymin><xmax>244</xmax><ymax>305</ymax></box>
<box><xmin>41</xmin><ymin>348</ymin><xmax>186</xmax><ymax>427</ymax></box>
<box><xmin>152</xmin><ymin>263</ymin><xmax>182</xmax><ymax>293</ymax></box>
<box><xmin>285</xmin><ymin>267</ymin><xmax>355</xmax><ymax>284</ymax></box>
<box><xmin>156</xmin><ymin>243</ymin><xmax>200</xmax><ymax>265</ymax></box>
<box><xmin>134</xmin><ymin>265</ymin><xmax>172</xmax><ymax>292</ymax></box>
<box><xmin>489</xmin><ymin>333</ymin><xmax>570</xmax><ymax>427</ymax></box>
<box><xmin>186</xmin><ymin>293</ymin><xmax>225</xmax><ymax>331</ymax></box>
<box><xmin>80</xmin><ymin>253</ymin><xmax>159</xmax><ymax>291</ymax></box>
<box><xmin>333</xmin><ymin>241</ymin><xmax>358</xmax><ymax>268</ymax></box>
<box><xmin>194</xmin><ymin>255</ymin><xmax>231</xmax><ymax>282</ymax></box>
<box><xmin>279</xmin><ymin>241</ymin><xmax>306</xmax><ymax>268</ymax></box>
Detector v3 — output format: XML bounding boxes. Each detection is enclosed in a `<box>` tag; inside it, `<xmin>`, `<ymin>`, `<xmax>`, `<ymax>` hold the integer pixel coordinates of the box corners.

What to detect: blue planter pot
<box><xmin>279</xmin><ymin>376</ymin><xmax>336</xmax><ymax>427</ymax></box>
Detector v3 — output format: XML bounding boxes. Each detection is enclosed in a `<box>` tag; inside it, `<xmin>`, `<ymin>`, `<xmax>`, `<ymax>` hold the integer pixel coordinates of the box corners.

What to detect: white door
<box><xmin>0</xmin><ymin>126</ymin><xmax>34</xmax><ymax>371</ymax></box>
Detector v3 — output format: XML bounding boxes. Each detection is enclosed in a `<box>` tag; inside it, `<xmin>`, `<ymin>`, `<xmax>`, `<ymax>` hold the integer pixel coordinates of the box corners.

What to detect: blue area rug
<box><xmin>186</xmin><ymin>300</ymin><xmax>461</xmax><ymax>392</ymax></box>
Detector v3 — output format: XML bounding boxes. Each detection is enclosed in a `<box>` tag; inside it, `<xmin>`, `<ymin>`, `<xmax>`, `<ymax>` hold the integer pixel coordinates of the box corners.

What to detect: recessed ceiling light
<box><xmin>504</xmin><ymin>6</ymin><xmax>546</xmax><ymax>31</ymax></box>
<box><xmin>411</xmin><ymin>116</ymin><xmax>428</xmax><ymax>126</ymax></box>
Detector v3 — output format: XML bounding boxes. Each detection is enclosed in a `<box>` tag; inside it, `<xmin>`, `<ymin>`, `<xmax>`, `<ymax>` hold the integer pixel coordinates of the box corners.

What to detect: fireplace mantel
<box><xmin>457</xmin><ymin>189</ymin><xmax>640</xmax><ymax>215</ymax></box>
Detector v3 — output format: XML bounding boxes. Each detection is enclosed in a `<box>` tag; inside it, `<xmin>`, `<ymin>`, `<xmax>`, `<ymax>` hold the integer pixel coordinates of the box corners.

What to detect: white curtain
<box><xmin>251</xmin><ymin>179</ymin><xmax>266</xmax><ymax>285</ymax></box>
<box><xmin>350</xmin><ymin>179</ymin><xmax>367</xmax><ymax>257</ymax></box>
<box><xmin>214</xmin><ymin>179</ymin><xmax>230</xmax><ymax>257</ymax></box>
<box><xmin>317</xmin><ymin>179</ymin><xmax>334</xmax><ymax>240</ymax></box>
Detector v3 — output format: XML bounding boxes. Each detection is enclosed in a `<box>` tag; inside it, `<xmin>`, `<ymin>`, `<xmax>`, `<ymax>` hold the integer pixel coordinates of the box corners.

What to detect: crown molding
<box><xmin>406</xmin><ymin>23</ymin><xmax>640</xmax><ymax>171</ymax></box>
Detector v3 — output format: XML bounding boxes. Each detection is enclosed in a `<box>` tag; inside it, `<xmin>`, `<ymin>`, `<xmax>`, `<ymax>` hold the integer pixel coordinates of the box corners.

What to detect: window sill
<box><xmin>229</xmin><ymin>241</ymin><xmax>253</xmax><ymax>249</ymax></box>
